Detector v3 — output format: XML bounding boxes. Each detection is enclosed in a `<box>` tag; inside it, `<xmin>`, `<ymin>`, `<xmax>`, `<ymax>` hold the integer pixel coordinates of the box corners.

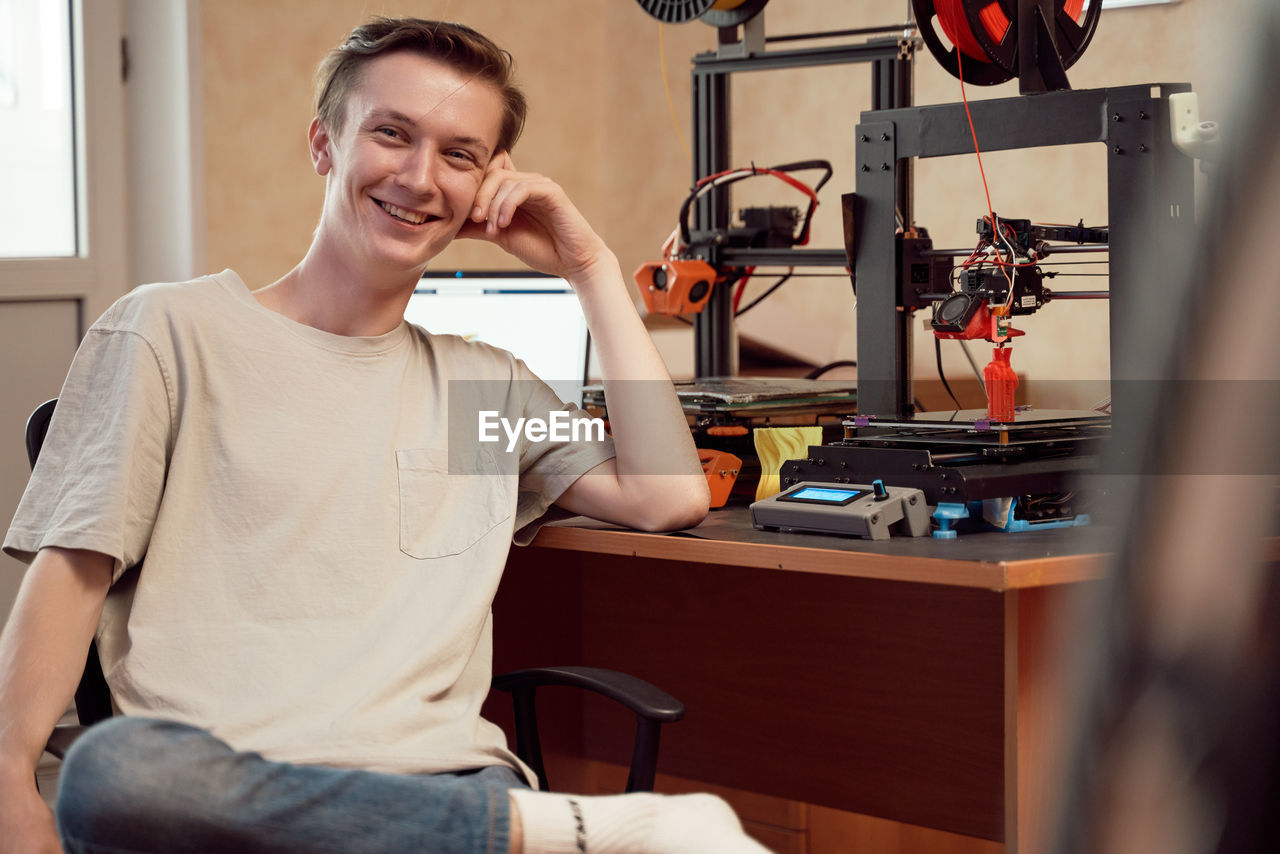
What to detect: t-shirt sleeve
<box><xmin>3</xmin><ymin>318</ymin><xmax>174</xmax><ymax>582</ymax></box>
<box><xmin>509</xmin><ymin>361</ymin><xmax>615</xmax><ymax>543</ymax></box>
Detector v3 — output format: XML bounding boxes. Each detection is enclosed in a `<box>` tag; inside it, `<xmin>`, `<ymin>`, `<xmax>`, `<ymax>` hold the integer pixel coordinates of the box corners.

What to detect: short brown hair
<box><xmin>315</xmin><ymin>18</ymin><xmax>527</xmax><ymax>153</ymax></box>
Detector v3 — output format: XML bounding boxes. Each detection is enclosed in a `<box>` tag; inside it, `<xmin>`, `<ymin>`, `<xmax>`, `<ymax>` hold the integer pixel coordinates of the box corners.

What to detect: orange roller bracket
<box><xmin>635</xmin><ymin>260</ymin><xmax>718</xmax><ymax>316</ymax></box>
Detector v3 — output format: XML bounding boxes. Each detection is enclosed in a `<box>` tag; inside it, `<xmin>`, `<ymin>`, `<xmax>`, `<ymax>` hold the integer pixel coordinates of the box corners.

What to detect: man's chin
<box><xmin>377</xmin><ymin>231</ymin><xmax>457</xmax><ymax>273</ymax></box>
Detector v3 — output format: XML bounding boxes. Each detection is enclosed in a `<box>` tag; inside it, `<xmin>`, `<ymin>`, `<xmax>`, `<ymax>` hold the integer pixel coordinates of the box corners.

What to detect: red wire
<box><xmin>690</xmin><ymin>167</ymin><xmax>820</xmax><ymax>250</ymax></box>
<box><xmin>957</xmin><ymin>56</ymin><xmax>997</xmax><ymax>242</ymax></box>
<box><xmin>958</xmin><ymin>62</ymin><xmax>1021</xmax><ymax>290</ymax></box>
<box><xmin>696</xmin><ymin>168</ymin><xmax>819</xmax><ymax>202</ymax></box>
<box><xmin>947</xmin><ymin>2</ymin><xmax>1088</xmax><ymax>274</ymax></box>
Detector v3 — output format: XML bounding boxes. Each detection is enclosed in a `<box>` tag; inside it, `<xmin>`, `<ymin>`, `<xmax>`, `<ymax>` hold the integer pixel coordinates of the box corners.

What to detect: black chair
<box><xmin>27</xmin><ymin>398</ymin><xmax>684</xmax><ymax>792</ymax></box>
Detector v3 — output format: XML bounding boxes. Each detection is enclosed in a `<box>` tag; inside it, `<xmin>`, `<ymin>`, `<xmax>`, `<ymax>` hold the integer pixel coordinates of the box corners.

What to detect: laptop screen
<box><xmin>406</xmin><ymin>271</ymin><xmax>591</xmax><ymax>405</ymax></box>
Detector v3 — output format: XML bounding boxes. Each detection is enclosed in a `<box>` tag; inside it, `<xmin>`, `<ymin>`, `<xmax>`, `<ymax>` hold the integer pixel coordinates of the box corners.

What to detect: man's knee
<box><xmin>60</xmin><ymin>716</ymin><xmax>230</xmax><ymax>787</ymax></box>
<box><xmin>56</xmin><ymin>717</ymin><xmax>235</xmax><ymax>848</ymax></box>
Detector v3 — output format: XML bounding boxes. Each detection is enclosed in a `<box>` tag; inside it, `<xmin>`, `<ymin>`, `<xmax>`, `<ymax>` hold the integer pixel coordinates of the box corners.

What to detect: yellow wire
<box><xmin>658</xmin><ymin>23</ymin><xmax>692</xmax><ymax>163</ymax></box>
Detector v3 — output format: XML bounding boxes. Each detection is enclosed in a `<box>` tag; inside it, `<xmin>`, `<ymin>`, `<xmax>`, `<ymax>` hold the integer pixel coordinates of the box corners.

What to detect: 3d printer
<box><xmin>789</xmin><ymin>0</ymin><xmax>1199</xmax><ymax>534</ymax></box>
<box><xmin>630</xmin><ymin>0</ymin><xmax>1203</xmax><ymax>531</ymax></box>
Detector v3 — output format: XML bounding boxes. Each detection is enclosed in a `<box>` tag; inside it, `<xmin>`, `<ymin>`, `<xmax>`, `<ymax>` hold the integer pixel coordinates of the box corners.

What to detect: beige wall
<box><xmin>200</xmin><ymin>0</ymin><xmax>713</xmax><ymax>288</ymax></box>
<box><xmin>200</xmin><ymin>0</ymin><xmax>1248</xmax><ymax>404</ymax></box>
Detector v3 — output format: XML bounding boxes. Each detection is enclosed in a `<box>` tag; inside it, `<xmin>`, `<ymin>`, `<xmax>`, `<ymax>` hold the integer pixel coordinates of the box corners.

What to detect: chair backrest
<box><xmin>25</xmin><ymin>398</ymin><xmax>115</xmax><ymax>727</ymax></box>
<box><xmin>25</xmin><ymin>399</ymin><xmax>57</xmax><ymax>470</ymax></box>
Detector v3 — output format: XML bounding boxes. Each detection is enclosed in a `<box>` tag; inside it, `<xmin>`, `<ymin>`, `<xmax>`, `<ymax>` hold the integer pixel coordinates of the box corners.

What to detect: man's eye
<box><xmin>447</xmin><ymin>150</ymin><xmax>477</xmax><ymax>164</ymax></box>
<box><xmin>377</xmin><ymin>127</ymin><xmax>403</xmax><ymax>140</ymax></box>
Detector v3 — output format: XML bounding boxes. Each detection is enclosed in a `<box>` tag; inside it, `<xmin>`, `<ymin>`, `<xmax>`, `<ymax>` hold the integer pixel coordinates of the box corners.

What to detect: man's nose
<box><xmin>397</xmin><ymin>145</ymin><xmax>438</xmax><ymax>197</ymax></box>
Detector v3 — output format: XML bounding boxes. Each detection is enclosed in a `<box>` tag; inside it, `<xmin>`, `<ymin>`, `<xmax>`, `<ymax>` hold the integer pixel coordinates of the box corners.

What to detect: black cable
<box><xmin>935</xmin><ymin>336</ymin><xmax>963</xmax><ymax>410</ymax></box>
<box><xmin>734</xmin><ymin>272</ymin><xmax>793</xmax><ymax>317</ymax></box>
<box><xmin>805</xmin><ymin>360</ymin><xmax>857</xmax><ymax>379</ymax></box>
<box><xmin>677</xmin><ymin>160</ymin><xmax>833</xmax><ymax>246</ymax></box>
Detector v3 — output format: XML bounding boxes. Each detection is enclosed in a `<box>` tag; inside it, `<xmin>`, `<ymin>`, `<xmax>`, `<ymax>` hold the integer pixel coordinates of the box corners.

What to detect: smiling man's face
<box><xmin>309</xmin><ymin>50</ymin><xmax>505</xmax><ymax>279</ymax></box>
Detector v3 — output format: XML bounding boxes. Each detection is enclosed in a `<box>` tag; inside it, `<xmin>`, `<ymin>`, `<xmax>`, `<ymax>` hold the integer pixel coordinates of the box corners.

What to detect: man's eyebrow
<box><xmin>367</xmin><ymin>108</ymin><xmax>419</xmax><ymax>128</ymax></box>
<box><xmin>447</xmin><ymin>135</ymin><xmax>492</xmax><ymax>159</ymax></box>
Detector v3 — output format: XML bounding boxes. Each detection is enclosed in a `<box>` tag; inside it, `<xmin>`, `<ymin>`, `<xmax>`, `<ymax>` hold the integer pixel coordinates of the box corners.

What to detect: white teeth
<box><xmin>379</xmin><ymin>201</ymin><xmax>430</xmax><ymax>225</ymax></box>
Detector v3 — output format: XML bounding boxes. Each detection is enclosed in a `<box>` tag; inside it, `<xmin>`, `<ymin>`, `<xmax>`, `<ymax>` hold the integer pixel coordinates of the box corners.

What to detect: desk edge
<box><xmin>526</xmin><ymin>526</ymin><xmax>1109</xmax><ymax>590</ymax></box>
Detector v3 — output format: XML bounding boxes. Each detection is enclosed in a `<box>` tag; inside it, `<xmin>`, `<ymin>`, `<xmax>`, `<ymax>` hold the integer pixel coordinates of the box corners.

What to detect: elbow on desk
<box><xmin>634</xmin><ymin>505</ymin><xmax>708</xmax><ymax>533</ymax></box>
<box><xmin>630</xmin><ymin>481</ymin><xmax>711</xmax><ymax>533</ymax></box>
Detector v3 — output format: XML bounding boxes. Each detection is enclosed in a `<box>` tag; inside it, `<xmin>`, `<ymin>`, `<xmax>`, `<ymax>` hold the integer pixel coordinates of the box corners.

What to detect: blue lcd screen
<box><xmin>784</xmin><ymin>486</ymin><xmax>866</xmax><ymax>505</ymax></box>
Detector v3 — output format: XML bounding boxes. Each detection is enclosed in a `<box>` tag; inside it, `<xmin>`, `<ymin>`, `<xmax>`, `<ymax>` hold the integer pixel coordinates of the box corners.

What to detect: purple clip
<box><xmin>974</xmin><ymin>419</ymin><xmax>992</xmax><ymax>431</ymax></box>
<box><xmin>854</xmin><ymin>416</ymin><xmax>872</xmax><ymax>427</ymax></box>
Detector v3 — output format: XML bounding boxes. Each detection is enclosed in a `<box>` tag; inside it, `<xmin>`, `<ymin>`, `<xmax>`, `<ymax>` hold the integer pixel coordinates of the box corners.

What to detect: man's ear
<box><xmin>309</xmin><ymin>117</ymin><xmax>332</xmax><ymax>176</ymax></box>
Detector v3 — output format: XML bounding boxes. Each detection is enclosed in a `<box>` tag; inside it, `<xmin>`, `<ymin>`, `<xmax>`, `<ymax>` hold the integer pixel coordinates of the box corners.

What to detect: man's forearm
<box><xmin>568</xmin><ymin>255</ymin><xmax>709</xmax><ymax>526</ymax></box>
<box><xmin>0</xmin><ymin>547</ymin><xmax>112</xmax><ymax>775</ymax></box>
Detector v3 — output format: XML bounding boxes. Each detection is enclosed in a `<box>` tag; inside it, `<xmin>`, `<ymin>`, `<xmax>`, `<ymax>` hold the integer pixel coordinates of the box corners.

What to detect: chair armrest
<box><xmin>492</xmin><ymin>666</ymin><xmax>685</xmax><ymax>722</ymax></box>
<box><xmin>491</xmin><ymin>666</ymin><xmax>685</xmax><ymax>793</ymax></box>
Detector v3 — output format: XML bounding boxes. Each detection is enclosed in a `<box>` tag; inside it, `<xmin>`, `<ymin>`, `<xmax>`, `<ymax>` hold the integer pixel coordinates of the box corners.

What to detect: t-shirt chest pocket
<box><xmin>395</xmin><ymin>448</ymin><xmax>513</xmax><ymax>559</ymax></box>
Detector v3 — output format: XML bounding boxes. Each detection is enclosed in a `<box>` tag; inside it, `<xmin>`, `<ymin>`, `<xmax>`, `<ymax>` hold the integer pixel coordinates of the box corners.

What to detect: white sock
<box><xmin>509</xmin><ymin>788</ymin><xmax>771</xmax><ymax>854</ymax></box>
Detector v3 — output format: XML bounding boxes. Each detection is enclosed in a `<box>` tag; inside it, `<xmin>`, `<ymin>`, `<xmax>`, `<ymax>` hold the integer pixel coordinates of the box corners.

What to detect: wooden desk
<box><xmin>490</xmin><ymin>512</ymin><xmax>1112</xmax><ymax>853</ymax></box>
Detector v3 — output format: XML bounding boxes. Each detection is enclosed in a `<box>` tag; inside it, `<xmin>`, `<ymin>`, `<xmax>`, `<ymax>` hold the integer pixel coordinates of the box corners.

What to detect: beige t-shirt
<box><xmin>4</xmin><ymin>270</ymin><xmax>615</xmax><ymax>782</ymax></box>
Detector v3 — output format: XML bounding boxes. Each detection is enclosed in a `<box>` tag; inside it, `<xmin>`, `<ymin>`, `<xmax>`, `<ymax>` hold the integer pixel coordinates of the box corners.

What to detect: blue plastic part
<box><xmin>933</xmin><ymin>498</ymin><xmax>1090</xmax><ymax>539</ymax></box>
<box><xmin>1002</xmin><ymin>513</ymin><xmax>1091</xmax><ymax>532</ymax></box>
<box><xmin>932</xmin><ymin>502</ymin><xmax>969</xmax><ymax>539</ymax></box>
<box><xmin>996</xmin><ymin>498</ymin><xmax>1091</xmax><ymax>533</ymax></box>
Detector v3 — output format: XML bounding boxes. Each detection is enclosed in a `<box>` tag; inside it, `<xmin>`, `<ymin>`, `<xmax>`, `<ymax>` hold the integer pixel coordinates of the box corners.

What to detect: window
<box><xmin>0</xmin><ymin>0</ymin><xmax>76</xmax><ymax>258</ymax></box>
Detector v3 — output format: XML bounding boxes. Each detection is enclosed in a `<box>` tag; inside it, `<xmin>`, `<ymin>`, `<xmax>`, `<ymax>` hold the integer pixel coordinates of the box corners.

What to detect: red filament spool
<box><xmin>934</xmin><ymin>0</ymin><xmax>1086</xmax><ymax>63</ymax></box>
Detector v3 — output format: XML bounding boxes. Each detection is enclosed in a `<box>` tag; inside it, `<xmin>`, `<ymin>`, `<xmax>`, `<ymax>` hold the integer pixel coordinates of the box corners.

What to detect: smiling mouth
<box><xmin>375</xmin><ymin>199</ymin><xmax>439</xmax><ymax>226</ymax></box>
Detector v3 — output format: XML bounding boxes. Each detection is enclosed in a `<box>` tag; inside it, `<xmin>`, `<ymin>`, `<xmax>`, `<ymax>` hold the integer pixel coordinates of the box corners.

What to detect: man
<box><xmin>0</xmin><ymin>18</ymin><xmax>767</xmax><ymax>854</ymax></box>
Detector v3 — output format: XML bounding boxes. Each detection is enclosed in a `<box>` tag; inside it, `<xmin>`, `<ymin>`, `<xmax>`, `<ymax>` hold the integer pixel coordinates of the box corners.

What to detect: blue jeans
<box><xmin>55</xmin><ymin>717</ymin><xmax>524</xmax><ymax>854</ymax></box>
